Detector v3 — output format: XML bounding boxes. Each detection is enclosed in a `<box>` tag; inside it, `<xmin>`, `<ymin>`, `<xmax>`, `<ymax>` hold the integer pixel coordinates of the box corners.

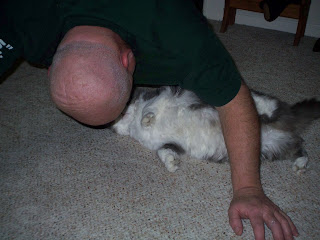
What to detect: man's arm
<box><xmin>216</xmin><ymin>81</ymin><xmax>299</xmax><ymax>240</ymax></box>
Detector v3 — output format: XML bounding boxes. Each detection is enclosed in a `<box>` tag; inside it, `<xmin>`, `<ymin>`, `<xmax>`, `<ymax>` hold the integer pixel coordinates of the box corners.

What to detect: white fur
<box><xmin>252</xmin><ymin>92</ymin><xmax>278</xmax><ymax>118</ymax></box>
<box><xmin>292</xmin><ymin>157</ymin><xmax>309</xmax><ymax>175</ymax></box>
<box><xmin>113</xmin><ymin>87</ymin><xmax>308</xmax><ymax>173</ymax></box>
<box><xmin>157</xmin><ymin>148</ymin><xmax>180</xmax><ymax>172</ymax></box>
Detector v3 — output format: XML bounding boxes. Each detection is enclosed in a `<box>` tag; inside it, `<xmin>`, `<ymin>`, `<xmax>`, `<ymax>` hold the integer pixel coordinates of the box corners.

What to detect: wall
<box><xmin>203</xmin><ymin>0</ymin><xmax>320</xmax><ymax>38</ymax></box>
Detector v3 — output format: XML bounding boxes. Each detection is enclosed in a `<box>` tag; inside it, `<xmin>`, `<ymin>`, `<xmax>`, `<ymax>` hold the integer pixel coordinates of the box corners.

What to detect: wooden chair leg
<box><xmin>301</xmin><ymin>1</ymin><xmax>311</xmax><ymax>37</ymax></box>
<box><xmin>294</xmin><ymin>20</ymin><xmax>303</xmax><ymax>46</ymax></box>
<box><xmin>220</xmin><ymin>0</ymin><xmax>231</xmax><ymax>33</ymax></box>
<box><xmin>293</xmin><ymin>2</ymin><xmax>307</xmax><ymax>45</ymax></box>
<box><xmin>293</xmin><ymin>0</ymin><xmax>311</xmax><ymax>46</ymax></box>
<box><xmin>229</xmin><ymin>8</ymin><xmax>237</xmax><ymax>25</ymax></box>
<box><xmin>301</xmin><ymin>15</ymin><xmax>308</xmax><ymax>38</ymax></box>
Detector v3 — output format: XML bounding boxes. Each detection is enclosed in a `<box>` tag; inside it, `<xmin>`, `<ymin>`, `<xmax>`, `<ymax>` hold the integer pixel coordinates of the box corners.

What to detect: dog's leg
<box><xmin>141</xmin><ymin>112</ymin><xmax>156</xmax><ymax>127</ymax></box>
<box><xmin>292</xmin><ymin>148</ymin><xmax>309</xmax><ymax>175</ymax></box>
<box><xmin>157</xmin><ymin>143</ymin><xmax>185</xmax><ymax>172</ymax></box>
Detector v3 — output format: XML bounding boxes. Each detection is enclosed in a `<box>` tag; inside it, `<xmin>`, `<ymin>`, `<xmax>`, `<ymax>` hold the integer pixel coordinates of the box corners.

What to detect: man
<box><xmin>1</xmin><ymin>1</ymin><xmax>299</xmax><ymax>239</ymax></box>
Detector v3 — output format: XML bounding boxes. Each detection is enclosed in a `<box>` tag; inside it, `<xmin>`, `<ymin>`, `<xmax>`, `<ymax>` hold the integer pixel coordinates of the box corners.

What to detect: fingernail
<box><xmin>234</xmin><ymin>227</ymin><xmax>241</xmax><ymax>235</ymax></box>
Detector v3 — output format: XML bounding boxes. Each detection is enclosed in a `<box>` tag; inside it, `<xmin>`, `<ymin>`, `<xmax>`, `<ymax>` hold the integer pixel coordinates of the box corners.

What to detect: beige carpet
<box><xmin>1</xmin><ymin>21</ymin><xmax>319</xmax><ymax>240</ymax></box>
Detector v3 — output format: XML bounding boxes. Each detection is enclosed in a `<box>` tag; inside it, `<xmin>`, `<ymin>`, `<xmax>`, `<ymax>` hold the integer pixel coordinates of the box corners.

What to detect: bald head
<box><xmin>49</xmin><ymin>40</ymin><xmax>133</xmax><ymax>126</ymax></box>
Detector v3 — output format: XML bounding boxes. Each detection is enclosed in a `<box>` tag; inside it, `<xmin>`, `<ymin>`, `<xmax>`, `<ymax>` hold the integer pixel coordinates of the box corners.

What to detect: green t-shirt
<box><xmin>0</xmin><ymin>0</ymin><xmax>241</xmax><ymax>106</ymax></box>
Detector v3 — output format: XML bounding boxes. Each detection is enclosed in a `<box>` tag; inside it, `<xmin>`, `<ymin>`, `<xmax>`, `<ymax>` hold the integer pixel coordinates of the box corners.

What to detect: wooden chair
<box><xmin>220</xmin><ymin>0</ymin><xmax>311</xmax><ymax>46</ymax></box>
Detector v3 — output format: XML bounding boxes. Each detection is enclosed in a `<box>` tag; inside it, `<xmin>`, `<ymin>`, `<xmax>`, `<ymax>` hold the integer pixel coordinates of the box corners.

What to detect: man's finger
<box><xmin>228</xmin><ymin>208</ymin><xmax>243</xmax><ymax>236</ymax></box>
<box><xmin>279</xmin><ymin>210</ymin><xmax>299</xmax><ymax>237</ymax></box>
<box><xmin>274</xmin><ymin>211</ymin><xmax>294</xmax><ymax>240</ymax></box>
<box><xmin>265</xmin><ymin>216</ymin><xmax>284</xmax><ymax>240</ymax></box>
<box><xmin>249</xmin><ymin>216</ymin><xmax>265</xmax><ymax>240</ymax></box>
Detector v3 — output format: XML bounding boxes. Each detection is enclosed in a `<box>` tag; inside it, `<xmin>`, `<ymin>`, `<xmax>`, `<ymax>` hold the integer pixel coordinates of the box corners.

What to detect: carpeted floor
<box><xmin>1</xmin><ymin>21</ymin><xmax>319</xmax><ymax>240</ymax></box>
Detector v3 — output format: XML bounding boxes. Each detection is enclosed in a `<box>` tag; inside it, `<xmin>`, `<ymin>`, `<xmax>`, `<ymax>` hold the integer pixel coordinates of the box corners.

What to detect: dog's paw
<box><xmin>157</xmin><ymin>148</ymin><xmax>180</xmax><ymax>172</ymax></box>
<box><xmin>292</xmin><ymin>156</ymin><xmax>309</xmax><ymax>175</ymax></box>
<box><xmin>112</xmin><ymin>104</ymin><xmax>136</xmax><ymax>135</ymax></box>
<box><xmin>141</xmin><ymin>112</ymin><xmax>155</xmax><ymax>127</ymax></box>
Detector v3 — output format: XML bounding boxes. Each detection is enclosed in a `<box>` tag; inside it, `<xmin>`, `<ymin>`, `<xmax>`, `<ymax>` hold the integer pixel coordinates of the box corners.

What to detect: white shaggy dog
<box><xmin>112</xmin><ymin>86</ymin><xmax>319</xmax><ymax>174</ymax></box>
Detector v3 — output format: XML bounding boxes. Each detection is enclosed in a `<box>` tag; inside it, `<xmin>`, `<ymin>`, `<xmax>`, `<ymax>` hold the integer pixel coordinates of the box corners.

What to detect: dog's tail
<box><xmin>290</xmin><ymin>98</ymin><xmax>320</xmax><ymax>133</ymax></box>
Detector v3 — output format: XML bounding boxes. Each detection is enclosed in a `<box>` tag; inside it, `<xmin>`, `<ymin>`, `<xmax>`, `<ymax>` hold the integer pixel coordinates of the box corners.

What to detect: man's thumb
<box><xmin>228</xmin><ymin>208</ymin><xmax>243</xmax><ymax>236</ymax></box>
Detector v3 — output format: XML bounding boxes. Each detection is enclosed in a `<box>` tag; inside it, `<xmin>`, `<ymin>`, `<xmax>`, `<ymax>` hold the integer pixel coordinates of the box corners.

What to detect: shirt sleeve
<box><xmin>181</xmin><ymin>58</ymin><xmax>242</xmax><ymax>107</ymax></box>
<box><xmin>150</xmin><ymin>0</ymin><xmax>242</xmax><ymax>106</ymax></box>
<box><xmin>0</xmin><ymin>33</ymin><xmax>23</xmax><ymax>77</ymax></box>
<box><xmin>0</xmin><ymin>10</ymin><xmax>23</xmax><ymax>77</ymax></box>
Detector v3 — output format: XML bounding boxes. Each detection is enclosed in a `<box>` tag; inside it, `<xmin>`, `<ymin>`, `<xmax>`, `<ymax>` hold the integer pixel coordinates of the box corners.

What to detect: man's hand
<box><xmin>228</xmin><ymin>187</ymin><xmax>299</xmax><ymax>240</ymax></box>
